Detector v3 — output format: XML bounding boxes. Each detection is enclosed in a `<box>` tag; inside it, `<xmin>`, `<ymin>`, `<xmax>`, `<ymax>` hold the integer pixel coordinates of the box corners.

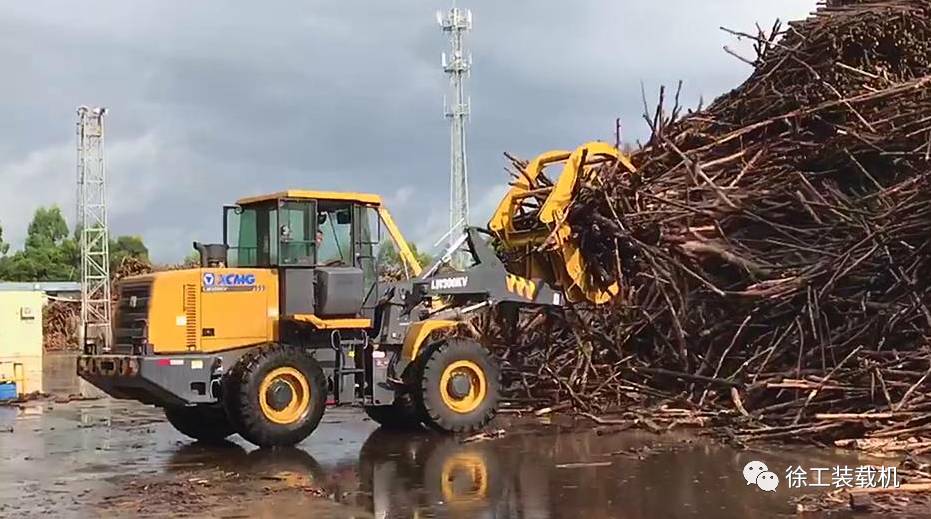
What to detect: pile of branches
<box><xmin>114</xmin><ymin>256</ymin><xmax>154</xmax><ymax>280</ymax></box>
<box><xmin>495</xmin><ymin>0</ymin><xmax>931</xmax><ymax>447</ymax></box>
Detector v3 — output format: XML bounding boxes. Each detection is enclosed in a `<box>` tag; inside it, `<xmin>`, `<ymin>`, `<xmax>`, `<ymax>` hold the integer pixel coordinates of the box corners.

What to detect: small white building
<box><xmin>0</xmin><ymin>290</ymin><xmax>46</xmax><ymax>395</ymax></box>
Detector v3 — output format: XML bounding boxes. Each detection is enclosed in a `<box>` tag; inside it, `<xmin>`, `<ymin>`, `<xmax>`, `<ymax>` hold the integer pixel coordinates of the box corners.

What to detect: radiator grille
<box><xmin>113</xmin><ymin>281</ymin><xmax>151</xmax><ymax>354</ymax></box>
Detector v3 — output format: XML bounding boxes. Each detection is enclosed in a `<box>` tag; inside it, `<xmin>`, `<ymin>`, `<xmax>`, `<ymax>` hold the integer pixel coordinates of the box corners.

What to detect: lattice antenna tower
<box><xmin>76</xmin><ymin>106</ymin><xmax>112</xmax><ymax>351</ymax></box>
<box><xmin>437</xmin><ymin>3</ymin><xmax>473</xmax><ymax>267</ymax></box>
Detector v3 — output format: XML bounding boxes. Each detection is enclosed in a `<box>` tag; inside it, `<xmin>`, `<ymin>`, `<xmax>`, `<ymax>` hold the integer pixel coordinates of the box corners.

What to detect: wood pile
<box><xmin>43</xmin><ymin>300</ymin><xmax>80</xmax><ymax>351</ymax></box>
<box><xmin>493</xmin><ymin>0</ymin><xmax>931</xmax><ymax>448</ymax></box>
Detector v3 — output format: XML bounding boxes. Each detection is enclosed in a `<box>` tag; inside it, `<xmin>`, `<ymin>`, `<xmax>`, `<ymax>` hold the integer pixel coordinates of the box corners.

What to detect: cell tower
<box><xmin>76</xmin><ymin>106</ymin><xmax>112</xmax><ymax>351</ymax></box>
<box><xmin>437</xmin><ymin>3</ymin><xmax>472</xmax><ymax>267</ymax></box>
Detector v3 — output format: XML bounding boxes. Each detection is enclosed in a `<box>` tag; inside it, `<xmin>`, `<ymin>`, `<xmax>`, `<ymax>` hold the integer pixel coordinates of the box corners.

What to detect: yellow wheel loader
<box><xmin>77</xmin><ymin>143</ymin><xmax>634</xmax><ymax>448</ymax></box>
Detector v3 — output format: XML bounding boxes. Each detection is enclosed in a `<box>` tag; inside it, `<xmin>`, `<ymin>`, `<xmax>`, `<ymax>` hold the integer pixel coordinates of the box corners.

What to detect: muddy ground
<box><xmin>0</xmin><ymin>354</ymin><xmax>925</xmax><ymax>518</ymax></box>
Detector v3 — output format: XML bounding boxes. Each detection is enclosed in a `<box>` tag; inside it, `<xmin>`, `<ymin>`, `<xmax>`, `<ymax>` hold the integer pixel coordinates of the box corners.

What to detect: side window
<box><xmin>224</xmin><ymin>203</ymin><xmax>276</xmax><ymax>267</ymax></box>
<box><xmin>279</xmin><ymin>201</ymin><xmax>316</xmax><ymax>265</ymax></box>
<box><xmin>255</xmin><ymin>205</ymin><xmax>277</xmax><ymax>267</ymax></box>
<box><xmin>317</xmin><ymin>203</ymin><xmax>352</xmax><ymax>266</ymax></box>
<box><xmin>226</xmin><ymin>206</ymin><xmax>258</xmax><ymax>267</ymax></box>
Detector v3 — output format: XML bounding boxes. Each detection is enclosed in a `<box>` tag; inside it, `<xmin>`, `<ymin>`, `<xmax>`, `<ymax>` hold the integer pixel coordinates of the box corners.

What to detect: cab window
<box><xmin>279</xmin><ymin>200</ymin><xmax>316</xmax><ymax>266</ymax></box>
<box><xmin>226</xmin><ymin>203</ymin><xmax>276</xmax><ymax>267</ymax></box>
<box><xmin>316</xmin><ymin>203</ymin><xmax>352</xmax><ymax>266</ymax></box>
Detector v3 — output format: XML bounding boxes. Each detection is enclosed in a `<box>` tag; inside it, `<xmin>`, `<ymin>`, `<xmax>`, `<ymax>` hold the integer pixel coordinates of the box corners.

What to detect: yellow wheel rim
<box><xmin>259</xmin><ymin>367</ymin><xmax>311</xmax><ymax>425</ymax></box>
<box><xmin>439</xmin><ymin>360</ymin><xmax>487</xmax><ymax>414</ymax></box>
<box><xmin>441</xmin><ymin>452</ymin><xmax>489</xmax><ymax>504</ymax></box>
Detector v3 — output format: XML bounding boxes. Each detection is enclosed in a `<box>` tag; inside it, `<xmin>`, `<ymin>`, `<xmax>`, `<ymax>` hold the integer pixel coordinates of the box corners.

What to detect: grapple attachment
<box><xmin>488</xmin><ymin>142</ymin><xmax>636</xmax><ymax>304</ymax></box>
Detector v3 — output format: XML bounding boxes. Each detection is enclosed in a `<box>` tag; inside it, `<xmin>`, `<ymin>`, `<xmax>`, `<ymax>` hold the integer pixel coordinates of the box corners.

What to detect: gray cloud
<box><xmin>0</xmin><ymin>0</ymin><xmax>817</xmax><ymax>262</ymax></box>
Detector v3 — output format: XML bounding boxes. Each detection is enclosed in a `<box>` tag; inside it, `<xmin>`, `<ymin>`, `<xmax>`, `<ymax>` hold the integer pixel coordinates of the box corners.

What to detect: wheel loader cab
<box><xmin>223</xmin><ymin>192</ymin><xmax>382</xmax><ymax>325</ymax></box>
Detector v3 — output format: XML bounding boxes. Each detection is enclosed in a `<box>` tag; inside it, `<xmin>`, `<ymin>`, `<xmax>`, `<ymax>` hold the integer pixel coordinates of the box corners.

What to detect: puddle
<box><xmin>0</xmin><ymin>357</ymin><xmax>912</xmax><ymax>518</ymax></box>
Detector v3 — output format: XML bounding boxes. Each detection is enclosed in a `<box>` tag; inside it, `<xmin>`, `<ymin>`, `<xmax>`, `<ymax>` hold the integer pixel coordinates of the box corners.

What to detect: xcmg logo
<box><xmin>202</xmin><ymin>272</ymin><xmax>258</xmax><ymax>292</ymax></box>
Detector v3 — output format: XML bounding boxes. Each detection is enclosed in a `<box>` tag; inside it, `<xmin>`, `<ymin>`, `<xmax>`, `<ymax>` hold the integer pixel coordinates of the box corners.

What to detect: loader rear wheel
<box><xmin>415</xmin><ymin>339</ymin><xmax>500</xmax><ymax>433</ymax></box>
<box><xmin>224</xmin><ymin>344</ymin><xmax>327</xmax><ymax>448</ymax></box>
<box><xmin>164</xmin><ymin>405</ymin><xmax>234</xmax><ymax>444</ymax></box>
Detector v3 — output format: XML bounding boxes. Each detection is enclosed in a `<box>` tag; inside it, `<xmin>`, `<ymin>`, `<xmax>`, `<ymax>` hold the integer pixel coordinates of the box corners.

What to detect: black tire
<box><xmin>363</xmin><ymin>395</ymin><xmax>423</xmax><ymax>430</ymax></box>
<box><xmin>223</xmin><ymin>344</ymin><xmax>327</xmax><ymax>448</ymax></box>
<box><xmin>415</xmin><ymin>339</ymin><xmax>500</xmax><ymax>433</ymax></box>
<box><xmin>164</xmin><ymin>405</ymin><xmax>234</xmax><ymax>444</ymax></box>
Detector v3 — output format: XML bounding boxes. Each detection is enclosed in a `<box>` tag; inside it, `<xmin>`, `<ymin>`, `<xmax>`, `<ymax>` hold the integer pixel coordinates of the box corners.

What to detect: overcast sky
<box><xmin>0</xmin><ymin>0</ymin><xmax>817</xmax><ymax>263</ymax></box>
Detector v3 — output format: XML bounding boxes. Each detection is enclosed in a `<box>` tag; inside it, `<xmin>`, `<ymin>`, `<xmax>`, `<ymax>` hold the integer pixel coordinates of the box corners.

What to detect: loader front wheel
<box><xmin>224</xmin><ymin>344</ymin><xmax>327</xmax><ymax>448</ymax></box>
<box><xmin>416</xmin><ymin>339</ymin><xmax>500</xmax><ymax>433</ymax></box>
<box><xmin>164</xmin><ymin>405</ymin><xmax>234</xmax><ymax>444</ymax></box>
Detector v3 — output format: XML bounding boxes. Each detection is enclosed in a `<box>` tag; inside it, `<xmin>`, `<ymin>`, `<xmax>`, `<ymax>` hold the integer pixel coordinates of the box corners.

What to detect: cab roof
<box><xmin>236</xmin><ymin>190</ymin><xmax>383</xmax><ymax>206</ymax></box>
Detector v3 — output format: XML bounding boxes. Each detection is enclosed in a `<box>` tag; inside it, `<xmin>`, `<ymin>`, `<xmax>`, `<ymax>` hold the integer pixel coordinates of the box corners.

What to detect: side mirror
<box><xmin>336</xmin><ymin>210</ymin><xmax>351</xmax><ymax>225</ymax></box>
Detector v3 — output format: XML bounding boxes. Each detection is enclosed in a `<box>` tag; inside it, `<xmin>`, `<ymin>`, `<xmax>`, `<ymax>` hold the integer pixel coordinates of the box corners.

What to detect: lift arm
<box><xmin>377</xmin><ymin>206</ymin><xmax>423</xmax><ymax>278</ymax></box>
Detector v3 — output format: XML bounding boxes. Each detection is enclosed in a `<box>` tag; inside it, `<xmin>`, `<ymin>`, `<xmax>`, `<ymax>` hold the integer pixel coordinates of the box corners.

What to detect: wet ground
<box><xmin>0</xmin><ymin>354</ymin><xmax>924</xmax><ymax>518</ymax></box>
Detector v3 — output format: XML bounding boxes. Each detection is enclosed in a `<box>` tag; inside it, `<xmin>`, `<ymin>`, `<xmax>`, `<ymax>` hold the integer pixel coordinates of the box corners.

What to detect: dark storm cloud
<box><xmin>0</xmin><ymin>1</ymin><xmax>817</xmax><ymax>262</ymax></box>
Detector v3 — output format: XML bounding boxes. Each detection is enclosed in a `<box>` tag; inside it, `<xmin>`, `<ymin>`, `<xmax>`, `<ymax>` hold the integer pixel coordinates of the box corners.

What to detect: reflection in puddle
<box><xmin>0</xmin><ymin>386</ymin><xmax>896</xmax><ymax>519</ymax></box>
<box><xmin>160</xmin><ymin>426</ymin><xmax>880</xmax><ymax>518</ymax></box>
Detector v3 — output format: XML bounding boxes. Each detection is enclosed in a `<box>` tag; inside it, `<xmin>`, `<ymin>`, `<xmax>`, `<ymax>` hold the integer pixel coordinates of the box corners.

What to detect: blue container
<box><xmin>0</xmin><ymin>383</ymin><xmax>16</xmax><ymax>401</ymax></box>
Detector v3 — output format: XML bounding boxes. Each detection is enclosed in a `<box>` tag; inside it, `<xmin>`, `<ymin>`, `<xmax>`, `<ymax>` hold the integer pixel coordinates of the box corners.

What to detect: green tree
<box><xmin>25</xmin><ymin>207</ymin><xmax>70</xmax><ymax>249</ymax></box>
<box><xmin>0</xmin><ymin>208</ymin><xmax>152</xmax><ymax>282</ymax></box>
<box><xmin>182</xmin><ymin>252</ymin><xmax>200</xmax><ymax>267</ymax></box>
<box><xmin>0</xmin><ymin>222</ymin><xmax>8</xmax><ymax>256</ymax></box>
<box><xmin>0</xmin><ymin>206</ymin><xmax>77</xmax><ymax>281</ymax></box>
<box><xmin>110</xmin><ymin>235</ymin><xmax>149</xmax><ymax>269</ymax></box>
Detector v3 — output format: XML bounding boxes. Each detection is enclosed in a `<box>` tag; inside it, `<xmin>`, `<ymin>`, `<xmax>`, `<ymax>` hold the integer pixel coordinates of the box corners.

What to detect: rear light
<box><xmin>122</xmin><ymin>357</ymin><xmax>140</xmax><ymax>377</ymax></box>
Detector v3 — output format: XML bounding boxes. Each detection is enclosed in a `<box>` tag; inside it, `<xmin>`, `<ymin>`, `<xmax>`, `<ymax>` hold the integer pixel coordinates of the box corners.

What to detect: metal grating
<box><xmin>184</xmin><ymin>284</ymin><xmax>198</xmax><ymax>350</ymax></box>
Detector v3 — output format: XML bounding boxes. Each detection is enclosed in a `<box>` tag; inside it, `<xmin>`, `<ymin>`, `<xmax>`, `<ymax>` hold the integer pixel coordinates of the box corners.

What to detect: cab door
<box><xmin>354</xmin><ymin>204</ymin><xmax>380</xmax><ymax>318</ymax></box>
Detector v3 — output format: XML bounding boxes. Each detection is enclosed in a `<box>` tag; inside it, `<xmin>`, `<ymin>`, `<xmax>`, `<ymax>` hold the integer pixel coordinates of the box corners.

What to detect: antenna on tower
<box><xmin>437</xmin><ymin>3</ymin><xmax>472</xmax><ymax>268</ymax></box>
<box><xmin>76</xmin><ymin>106</ymin><xmax>112</xmax><ymax>352</ymax></box>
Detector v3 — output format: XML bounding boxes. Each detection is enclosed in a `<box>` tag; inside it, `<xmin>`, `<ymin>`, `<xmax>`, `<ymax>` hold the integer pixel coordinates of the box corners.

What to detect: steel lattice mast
<box><xmin>437</xmin><ymin>4</ymin><xmax>472</xmax><ymax>267</ymax></box>
<box><xmin>76</xmin><ymin>106</ymin><xmax>112</xmax><ymax>351</ymax></box>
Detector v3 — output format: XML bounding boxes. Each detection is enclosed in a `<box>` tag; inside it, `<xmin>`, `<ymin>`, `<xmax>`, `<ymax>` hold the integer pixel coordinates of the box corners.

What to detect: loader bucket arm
<box><xmin>488</xmin><ymin>142</ymin><xmax>636</xmax><ymax>304</ymax></box>
<box><xmin>378</xmin><ymin>206</ymin><xmax>423</xmax><ymax>277</ymax></box>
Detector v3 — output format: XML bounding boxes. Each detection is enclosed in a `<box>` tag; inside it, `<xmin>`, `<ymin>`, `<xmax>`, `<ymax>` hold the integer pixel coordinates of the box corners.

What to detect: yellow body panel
<box><xmin>291</xmin><ymin>315</ymin><xmax>372</xmax><ymax>329</ymax></box>
<box><xmin>237</xmin><ymin>190</ymin><xmax>383</xmax><ymax>205</ymax></box>
<box><xmin>144</xmin><ymin>268</ymin><xmax>279</xmax><ymax>353</ymax></box>
<box><xmin>401</xmin><ymin>320</ymin><xmax>459</xmax><ymax>361</ymax></box>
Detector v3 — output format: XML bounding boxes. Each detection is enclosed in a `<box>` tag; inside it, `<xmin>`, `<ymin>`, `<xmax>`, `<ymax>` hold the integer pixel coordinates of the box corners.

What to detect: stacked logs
<box><xmin>43</xmin><ymin>300</ymin><xmax>80</xmax><ymax>351</ymax></box>
<box><xmin>493</xmin><ymin>0</ymin><xmax>931</xmax><ymax>447</ymax></box>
